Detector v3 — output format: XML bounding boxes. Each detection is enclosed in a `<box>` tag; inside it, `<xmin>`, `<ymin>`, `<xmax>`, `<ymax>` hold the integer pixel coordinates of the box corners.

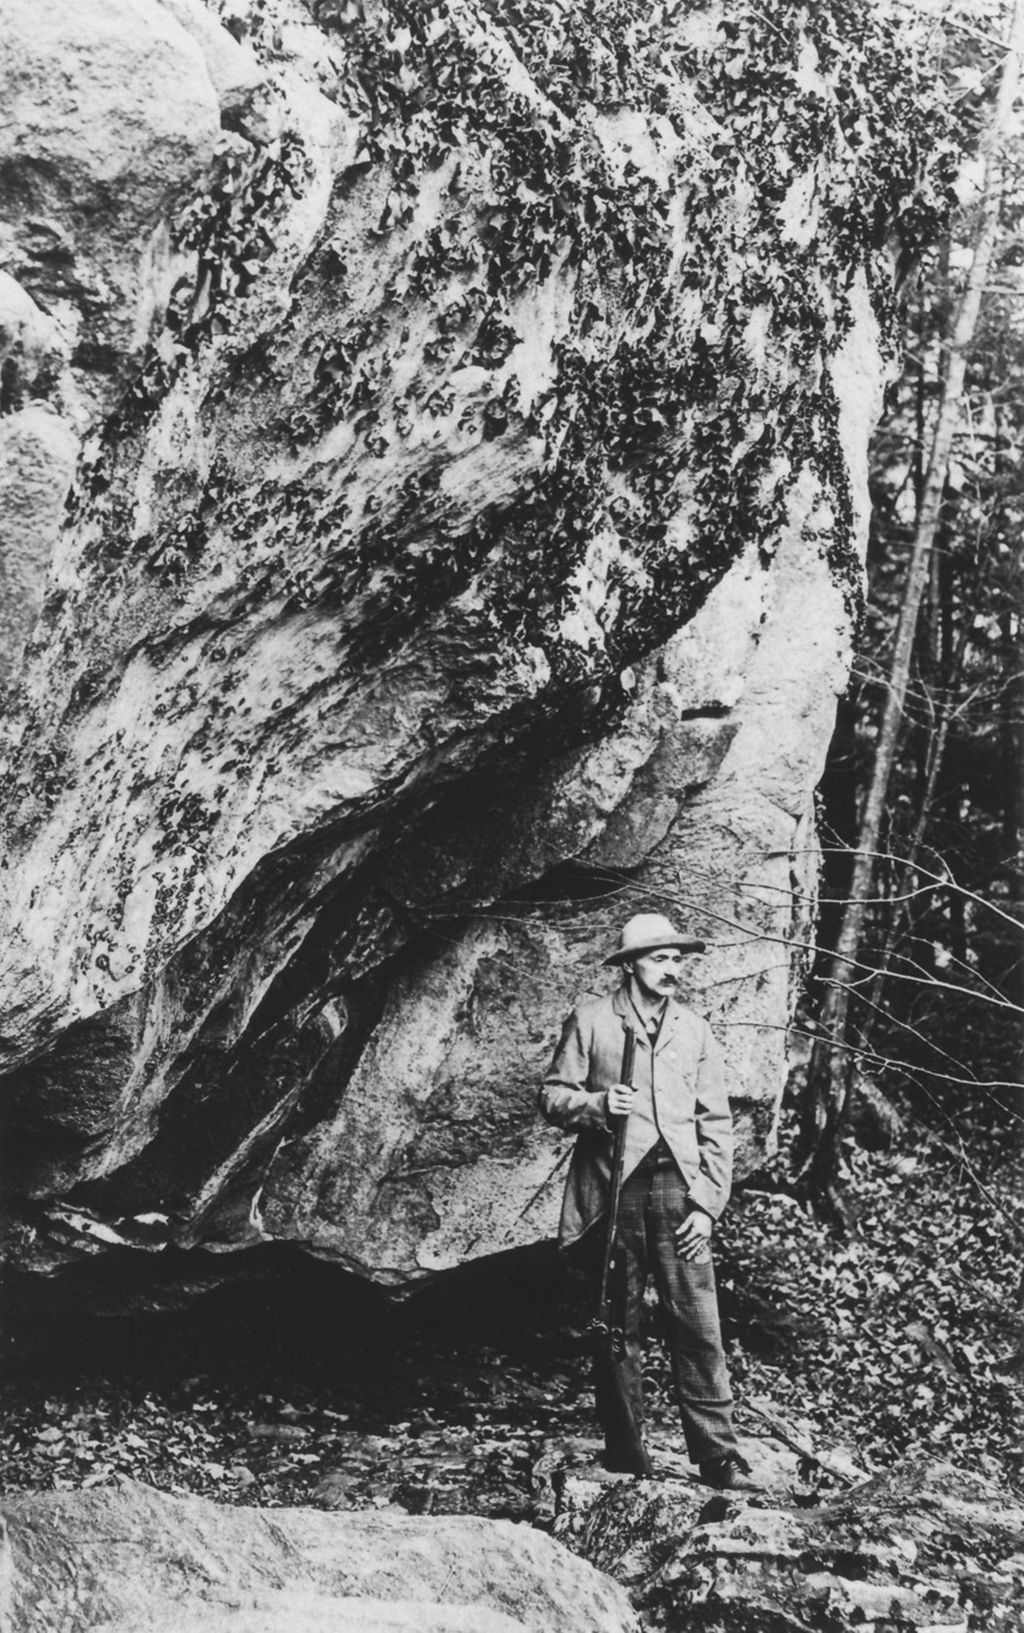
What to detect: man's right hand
<box><xmin>606</xmin><ymin>1082</ymin><xmax>636</xmax><ymax>1118</ymax></box>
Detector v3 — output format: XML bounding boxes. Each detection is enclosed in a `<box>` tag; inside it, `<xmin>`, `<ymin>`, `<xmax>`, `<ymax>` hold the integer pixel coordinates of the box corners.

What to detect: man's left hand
<box><xmin>675</xmin><ymin>1209</ymin><xmax>712</xmax><ymax>1260</ymax></box>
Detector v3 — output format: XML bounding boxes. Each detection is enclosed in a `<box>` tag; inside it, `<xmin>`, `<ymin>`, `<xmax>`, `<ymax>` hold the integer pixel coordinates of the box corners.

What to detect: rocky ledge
<box><xmin>3</xmin><ymin>1451</ymin><xmax>1022</xmax><ymax>1633</ymax></box>
<box><xmin>555</xmin><ymin>1452</ymin><xmax>1024</xmax><ymax>1632</ymax></box>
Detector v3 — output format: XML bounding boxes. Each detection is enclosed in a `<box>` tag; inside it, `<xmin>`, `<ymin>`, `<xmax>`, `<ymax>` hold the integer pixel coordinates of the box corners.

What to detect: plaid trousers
<box><xmin>600</xmin><ymin>1151</ymin><xmax>738</xmax><ymax>1464</ymax></box>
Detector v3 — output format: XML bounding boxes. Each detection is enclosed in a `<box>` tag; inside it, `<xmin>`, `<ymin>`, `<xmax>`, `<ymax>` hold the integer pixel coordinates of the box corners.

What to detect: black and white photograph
<box><xmin>1</xmin><ymin>1</ymin><xmax>1022</xmax><ymax>1628</ymax></box>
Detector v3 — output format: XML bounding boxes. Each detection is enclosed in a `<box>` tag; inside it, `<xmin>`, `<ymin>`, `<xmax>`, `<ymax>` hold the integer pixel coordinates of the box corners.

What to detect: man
<box><xmin>538</xmin><ymin>911</ymin><xmax>754</xmax><ymax>1490</ymax></box>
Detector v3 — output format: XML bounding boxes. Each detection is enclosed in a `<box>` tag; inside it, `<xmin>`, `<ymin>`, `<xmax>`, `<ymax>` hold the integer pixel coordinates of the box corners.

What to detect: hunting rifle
<box><xmin>591</xmin><ymin>1020</ymin><xmax>652</xmax><ymax>1477</ymax></box>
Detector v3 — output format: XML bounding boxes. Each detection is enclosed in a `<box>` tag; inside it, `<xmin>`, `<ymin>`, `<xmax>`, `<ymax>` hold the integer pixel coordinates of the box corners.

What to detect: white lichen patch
<box><xmin>828</xmin><ymin>266</ymin><xmax>887</xmax><ymax>554</ymax></box>
<box><xmin>662</xmin><ymin>502</ymin><xmax>697</xmax><ymax>556</ymax></box>
<box><xmin>741</xmin><ymin>303</ymin><xmax>772</xmax><ymax>377</ymax></box>
<box><xmin>506</xmin><ymin>263</ymin><xmax>575</xmax><ymax>412</ymax></box>
<box><xmin>556</xmin><ymin>528</ymin><xmax>628</xmax><ymax>652</ymax></box>
<box><xmin>591</xmin><ymin>107</ymin><xmax>685</xmax><ymax>191</ymax></box>
<box><xmin>778</xmin><ymin>168</ymin><xmax>820</xmax><ymax>248</ymax></box>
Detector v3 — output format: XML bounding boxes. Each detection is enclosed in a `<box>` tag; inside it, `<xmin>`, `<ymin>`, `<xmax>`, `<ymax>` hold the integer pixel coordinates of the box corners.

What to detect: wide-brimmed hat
<box><xmin>603</xmin><ymin>912</ymin><xmax>706</xmax><ymax>966</ymax></box>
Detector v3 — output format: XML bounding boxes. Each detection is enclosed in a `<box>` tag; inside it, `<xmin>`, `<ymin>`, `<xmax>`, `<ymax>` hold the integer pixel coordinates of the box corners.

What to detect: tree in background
<box><xmin>797</xmin><ymin>0</ymin><xmax>1024</xmax><ymax>1213</ymax></box>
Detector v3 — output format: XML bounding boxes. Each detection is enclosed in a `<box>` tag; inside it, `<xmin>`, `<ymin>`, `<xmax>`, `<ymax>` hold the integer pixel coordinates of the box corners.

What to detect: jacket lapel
<box><xmin>610</xmin><ymin>984</ymin><xmax>647</xmax><ymax>1069</ymax></box>
<box><xmin>655</xmin><ymin>1000</ymin><xmax>702</xmax><ymax>1058</ymax></box>
<box><xmin>654</xmin><ymin>998</ymin><xmax>688</xmax><ymax>1055</ymax></box>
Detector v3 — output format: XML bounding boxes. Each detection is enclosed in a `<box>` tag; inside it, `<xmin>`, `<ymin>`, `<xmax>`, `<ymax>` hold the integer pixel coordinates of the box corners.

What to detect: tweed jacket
<box><xmin>538</xmin><ymin>984</ymin><xmax>733</xmax><ymax>1246</ymax></box>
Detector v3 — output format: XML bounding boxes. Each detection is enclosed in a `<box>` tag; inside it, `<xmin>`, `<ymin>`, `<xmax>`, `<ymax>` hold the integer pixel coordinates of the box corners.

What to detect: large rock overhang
<box><xmin>0</xmin><ymin>0</ymin><xmax>949</xmax><ymax>1285</ymax></box>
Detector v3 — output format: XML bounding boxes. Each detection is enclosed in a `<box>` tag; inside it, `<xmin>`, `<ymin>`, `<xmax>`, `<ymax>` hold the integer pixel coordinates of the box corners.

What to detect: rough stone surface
<box><xmin>0</xmin><ymin>0</ymin><xmax>221</xmax><ymax>419</ymax></box>
<box><xmin>0</xmin><ymin>273</ymin><xmax>67</xmax><ymax>394</ymax></box>
<box><xmin>158</xmin><ymin>0</ymin><xmax>267</xmax><ymax>125</ymax></box>
<box><xmin>0</xmin><ymin>409</ymin><xmax>79</xmax><ymax>680</ymax></box>
<box><xmin>554</xmin><ymin>1455</ymin><xmax>1024</xmax><ymax>1632</ymax></box>
<box><xmin>0</xmin><ymin>1476</ymin><xmax>640</xmax><ymax>1633</ymax></box>
<box><xmin>0</xmin><ymin>0</ymin><xmax>919</xmax><ymax>1285</ymax></box>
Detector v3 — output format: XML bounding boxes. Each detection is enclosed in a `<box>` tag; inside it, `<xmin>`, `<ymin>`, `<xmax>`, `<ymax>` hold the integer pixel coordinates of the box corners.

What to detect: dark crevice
<box><xmin>675</xmin><ymin>703</ymin><xmax>733</xmax><ymax>721</ymax></box>
<box><xmin>0</xmin><ymin>1236</ymin><xmax>571</xmax><ymax>1366</ymax></box>
<box><xmin>0</xmin><ymin>356</ymin><xmax>22</xmax><ymax>415</ymax></box>
<box><xmin>496</xmin><ymin>858</ymin><xmax>641</xmax><ymax>909</ymax></box>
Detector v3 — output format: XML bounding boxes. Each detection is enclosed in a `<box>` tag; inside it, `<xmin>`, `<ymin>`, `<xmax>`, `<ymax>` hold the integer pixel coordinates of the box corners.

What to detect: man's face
<box><xmin>629</xmin><ymin>947</ymin><xmax>684</xmax><ymax>1001</ymax></box>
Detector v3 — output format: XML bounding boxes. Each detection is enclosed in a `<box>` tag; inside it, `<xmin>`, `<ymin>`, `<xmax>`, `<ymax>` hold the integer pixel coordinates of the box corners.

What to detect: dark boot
<box><xmin>604</xmin><ymin>1441</ymin><xmax>654</xmax><ymax>1477</ymax></box>
<box><xmin>699</xmin><ymin>1451</ymin><xmax>757</xmax><ymax>1490</ymax></box>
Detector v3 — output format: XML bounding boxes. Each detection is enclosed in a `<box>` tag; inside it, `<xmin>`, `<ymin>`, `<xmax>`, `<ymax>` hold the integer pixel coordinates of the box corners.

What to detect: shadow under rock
<box><xmin>0</xmin><ymin>1239</ymin><xmax>590</xmax><ymax>1405</ymax></box>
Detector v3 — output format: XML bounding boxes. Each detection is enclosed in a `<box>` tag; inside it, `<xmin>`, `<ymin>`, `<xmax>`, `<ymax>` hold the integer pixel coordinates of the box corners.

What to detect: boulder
<box><xmin>0</xmin><ymin>1</ymin><xmax>952</xmax><ymax>1287</ymax></box>
<box><xmin>554</xmin><ymin>1454</ymin><xmax>1024</xmax><ymax>1631</ymax></box>
<box><xmin>0</xmin><ymin>1476</ymin><xmax>640</xmax><ymax>1633</ymax></box>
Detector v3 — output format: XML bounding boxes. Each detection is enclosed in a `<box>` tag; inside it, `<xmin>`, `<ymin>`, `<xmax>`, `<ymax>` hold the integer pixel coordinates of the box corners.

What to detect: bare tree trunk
<box><xmin>865</xmin><ymin>703</ymin><xmax>951</xmax><ymax>1021</ymax></box>
<box><xmin>999</xmin><ymin>607</ymin><xmax>1024</xmax><ymax>1022</ymax></box>
<box><xmin>866</xmin><ymin>521</ymin><xmax>984</xmax><ymax>1018</ymax></box>
<box><xmin>1000</xmin><ymin>607</ymin><xmax>1024</xmax><ymax>867</ymax></box>
<box><xmin>795</xmin><ymin>2</ymin><xmax>1024</xmax><ymax>1213</ymax></box>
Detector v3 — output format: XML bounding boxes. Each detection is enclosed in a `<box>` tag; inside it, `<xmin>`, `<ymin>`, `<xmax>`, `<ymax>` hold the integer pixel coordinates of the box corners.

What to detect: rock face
<box><xmin>0</xmin><ymin>1</ymin><xmax>946</xmax><ymax>1282</ymax></box>
<box><xmin>0</xmin><ymin>1476</ymin><xmax>641</xmax><ymax>1633</ymax></box>
<box><xmin>554</xmin><ymin>1455</ymin><xmax>1024</xmax><ymax>1632</ymax></box>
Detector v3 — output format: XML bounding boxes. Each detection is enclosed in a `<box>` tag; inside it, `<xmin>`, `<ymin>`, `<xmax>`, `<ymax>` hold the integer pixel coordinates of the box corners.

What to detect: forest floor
<box><xmin>2</xmin><ymin>1108</ymin><xmax>1022</xmax><ymax>1519</ymax></box>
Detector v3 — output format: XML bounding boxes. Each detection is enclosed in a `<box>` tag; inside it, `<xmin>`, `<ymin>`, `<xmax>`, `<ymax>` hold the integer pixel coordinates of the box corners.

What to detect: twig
<box><xmin>740</xmin><ymin>1397</ymin><xmax>869</xmax><ymax>1484</ymax></box>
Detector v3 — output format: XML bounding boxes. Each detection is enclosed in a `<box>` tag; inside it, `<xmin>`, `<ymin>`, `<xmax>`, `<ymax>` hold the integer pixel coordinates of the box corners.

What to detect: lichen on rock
<box><xmin>0</xmin><ymin>0</ymin><xmax>955</xmax><ymax>1285</ymax></box>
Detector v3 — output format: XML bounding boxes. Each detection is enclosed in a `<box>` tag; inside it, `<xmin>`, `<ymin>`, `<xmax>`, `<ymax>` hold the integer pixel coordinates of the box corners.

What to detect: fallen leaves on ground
<box><xmin>2</xmin><ymin>1113</ymin><xmax>1021</xmax><ymax>1517</ymax></box>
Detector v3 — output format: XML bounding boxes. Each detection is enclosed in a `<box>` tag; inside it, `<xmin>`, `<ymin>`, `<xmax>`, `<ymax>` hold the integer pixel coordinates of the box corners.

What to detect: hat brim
<box><xmin>604</xmin><ymin>937</ymin><xmax>707</xmax><ymax>966</ymax></box>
